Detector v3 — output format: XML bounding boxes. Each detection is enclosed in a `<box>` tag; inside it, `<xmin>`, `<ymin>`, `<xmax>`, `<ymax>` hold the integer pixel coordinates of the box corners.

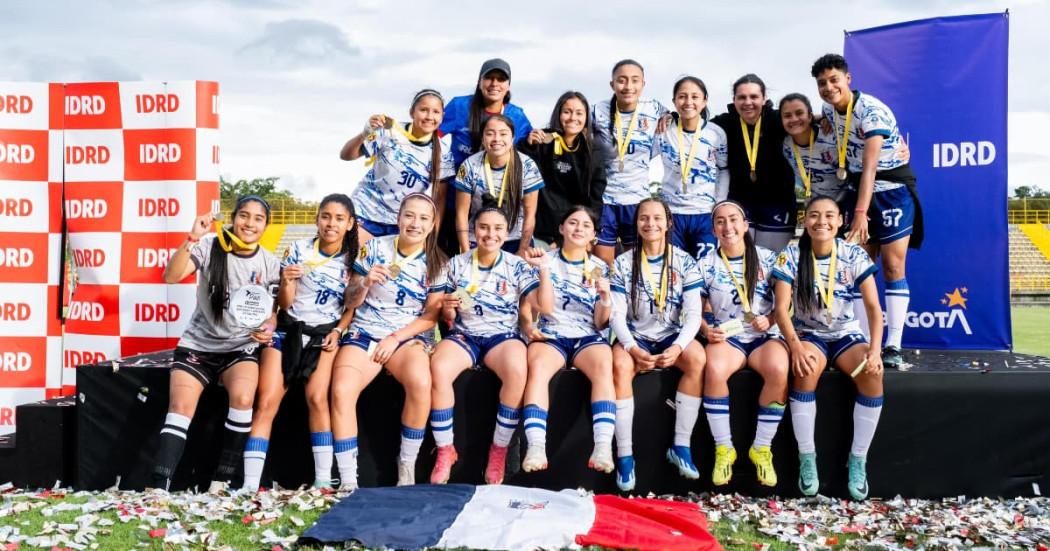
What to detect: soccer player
<box><xmin>810</xmin><ymin>53</ymin><xmax>924</xmax><ymax>369</ymax></box>
<box><xmin>609</xmin><ymin>198</ymin><xmax>706</xmax><ymax>492</ymax></box>
<box><xmin>655</xmin><ymin>76</ymin><xmax>728</xmax><ymax>259</ymax></box>
<box><xmin>428</xmin><ymin>208</ymin><xmax>546</xmax><ymax>485</ymax></box>
<box><xmin>517</xmin><ymin>91</ymin><xmax>607</xmax><ymax>246</ymax></box>
<box><xmin>519</xmin><ymin>206</ymin><xmax>616</xmax><ymax>474</ymax></box>
<box><xmin>591</xmin><ymin>59</ymin><xmax>669</xmax><ymax>266</ymax></box>
<box><xmin>328</xmin><ymin>193</ymin><xmax>447</xmax><ymax>490</ymax></box>
<box><xmin>242</xmin><ymin>194</ymin><xmax>360</xmax><ymax>491</ymax></box>
<box><xmin>453</xmin><ymin>115</ymin><xmax>544</xmax><ymax>255</ymax></box>
<box><xmin>697</xmin><ymin>200</ymin><xmax>788</xmax><ymax>488</ymax></box>
<box><xmin>772</xmin><ymin>195</ymin><xmax>885</xmax><ymax>500</ymax></box>
<box><xmin>151</xmin><ymin>196</ymin><xmax>280</xmax><ymax>493</ymax></box>
<box><xmin>340</xmin><ymin>89</ymin><xmax>455</xmax><ymax>242</ymax></box>
<box><xmin>711</xmin><ymin>74</ymin><xmax>796</xmax><ymax>252</ymax></box>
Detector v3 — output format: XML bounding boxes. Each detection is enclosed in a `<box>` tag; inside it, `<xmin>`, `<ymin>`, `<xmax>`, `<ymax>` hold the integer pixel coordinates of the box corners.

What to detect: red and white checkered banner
<box><xmin>0</xmin><ymin>81</ymin><xmax>219</xmax><ymax>432</ymax></box>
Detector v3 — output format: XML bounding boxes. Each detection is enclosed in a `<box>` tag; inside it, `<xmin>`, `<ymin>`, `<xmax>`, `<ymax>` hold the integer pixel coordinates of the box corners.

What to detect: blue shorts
<box><xmin>339</xmin><ymin>329</ymin><xmax>423</xmax><ymax>353</ymax></box>
<box><xmin>800</xmin><ymin>332</ymin><xmax>866</xmax><ymax>364</ymax></box>
<box><xmin>726</xmin><ymin>334</ymin><xmax>785</xmax><ymax>357</ymax></box>
<box><xmin>671</xmin><ymin>213</ymin><xmax>715</xmax><ymax>259</ymax></box>
<box><xmin>597</xmin><ymin>203</ymin><xmax>638</xmax><ymax>247</ymax></box>
<box><xmin>633</xmin><ymin>334</ymin><xmax>679</xmax><ymax>355</ymax></box>
<box><xmin>744</xmin><ymin>203</ymin><xmax>795</xmax><ymax>233</ymax></box>
<box><xmin>867</xmin><ymin>185</ymin><xmax>915</xmax><ymax>245</ymax></box>
<box><xmin>447</xmin><ymin>331</ymin><xmax>524</xmax><ymax>366</ymax></box>
<box><xmin>536</xmin><ymin>334</ymin><xmax>608</xmax><ymax>364</ymax></box>
<box><xmin>358</xmin><ymin>217</ymin><xmax>399</xmax><ymax>238</ymax></box>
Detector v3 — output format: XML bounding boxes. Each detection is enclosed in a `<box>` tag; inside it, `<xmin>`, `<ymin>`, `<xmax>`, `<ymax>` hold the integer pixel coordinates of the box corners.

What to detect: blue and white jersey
<box><xmin>656</xmin><ymin>119</ymin><xmax>727</xmax><ymax>215</ymax></box>
<box><xmin>453</xmin><ymin>151</ymin><xmax>544</xmax><ymax>242</ymax></box>
<box><xmin>281</xmin><ymin>237</ymin><xmax>350</xmax><ymax>325</ymax></box>
<box><xmin>443</xmin><ymin>250</ymin><xmax>539</xmax><ymax>337</ymax></box>
<box><xmin>771</xmin><ymin>239</ymin><xmax>878</xmax><ymax>340</ymax></box>
<box><xmin>821</xmin><ymin>91</ymin><xmax>910</xmax><ymax>192</ymax></box>
<box><xmin>349</xmin><ymin>235</ymin><xmax>443</xmax><ymax>339</ymax></box>
<box><xmin>591</xmin><ymin>98</ymin><xmax>669</xmax><ymax>205</ymax></box>
<box><xmin>535</xmin><ymin>250</ymin><xmax>610</xmax><ymax>339</ymax></box>
<box><xmin>696</xmin><ymin>246</ymin><xmax>780</xmax><ymax>343</ymax></box>
<box><xmin>352</xmin><ymin>125</ymin><xmax>456</xmax><ymax>225</ymax></box>
<box><xmin>781</xmin><ymin>130</ymin><xmax>847</xmax><ymax>199</ymax></box>
<box><xmin>610</xmin><ymin>246</ymin><xmax>704</xmax><ymax>343</ymax></box>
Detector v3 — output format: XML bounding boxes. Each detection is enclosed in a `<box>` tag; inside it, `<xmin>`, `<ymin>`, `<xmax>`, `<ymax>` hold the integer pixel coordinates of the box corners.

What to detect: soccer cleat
<box><xmin>430</xmin><ymin>445</ymin><xmax>458</xmax><ymax>485</ymax></box>
<box><xmin>615</xmin><ymin>456</ymin><xmax>636</xmax><ymax>492</ymax></box>
<box><xmin>712</xmin><ymin>444</ymin><xmax>737</xmax><ymax>486</ymax></box>
<box><xmin>397</xmin><ymin>460</ymin><xmax>416</xmax><ymax>486</ymax></box>
<box><xmin>798</xmin><ymin>452</ymin><xmax>819</xmax><ymax>496</ymax></box>
<box><xmin>847</xmin><ymin>454</ymin><xmax>869</xmax><ymax>500</ymax></box>
<box><xmin>749</xmin><ymin>446</ymin><xmax>777</xmax><ymax>487</ymax></box>
<box><xmin>666</xmin><ymin>446</ymin><xmax>700</xmax><ymax>480</ymax></box>
<box><xmin>337</xmin><ymin>479</ymin><xmax>358</xmax><ymax>492</ymax></box>
<box><xmin>588</xmin><ymin>442</ymin><xmax>615</xmax><ymax>473</ymax></box>
<box><xmin>882</xmin><ymin>346</ymin><xmax>903</xmax><ymax>369</ymax></box>
<box><xmin>484</xmin><ymin>443</ymin><xmax>509</xmax><ymax>484</ymax></box>
<box><xmin>312</xmin><ymin>478</ymin><xmax>333</xmax><ymax>490</ymax></box>
<box><xmin>207</xmin><ymin>480</ymin><xmax>229</xmax><ymax>495</ymax></box>
<box><xmin>522</xmin><ymin>444</ymin><xmax>548</xmax><ymax>473</ymax></box>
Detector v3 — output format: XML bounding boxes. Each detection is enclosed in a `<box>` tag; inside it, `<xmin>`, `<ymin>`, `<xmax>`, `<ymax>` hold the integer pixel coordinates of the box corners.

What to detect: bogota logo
<box><xmin>906</xmin><ymin>286</ymin><xmax>972</xmax><ymax>335</ymax></box>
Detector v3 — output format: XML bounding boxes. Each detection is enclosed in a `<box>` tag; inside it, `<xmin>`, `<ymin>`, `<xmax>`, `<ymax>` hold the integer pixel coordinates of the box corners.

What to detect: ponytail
<box><xmin>742</xmin><ymin>231</ymin><xmax>759</xmax><ymax>303</ymax></box>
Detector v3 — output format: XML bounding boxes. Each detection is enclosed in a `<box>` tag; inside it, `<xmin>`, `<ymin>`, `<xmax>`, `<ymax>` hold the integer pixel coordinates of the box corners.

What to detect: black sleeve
<box><xmin>587</xmin><ymin>145</ymin><xmax>608</xmax><ymax>208</ymax></box>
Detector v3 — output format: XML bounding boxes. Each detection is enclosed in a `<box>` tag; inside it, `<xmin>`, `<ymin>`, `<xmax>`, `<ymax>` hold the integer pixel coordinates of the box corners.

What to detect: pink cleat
<box><xmin>430</xmin><ymin>445</ymin><xmax>458</xmax><ymax>484</ymax></box>
<box><xmin>484</xmin><ymin>443</ymin><xmax>508</xmax><ymax>484</ymax></box>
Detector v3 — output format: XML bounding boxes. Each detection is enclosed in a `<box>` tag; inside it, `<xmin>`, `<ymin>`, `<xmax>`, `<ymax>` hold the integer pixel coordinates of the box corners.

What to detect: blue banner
<box><xmin>844</xmin><ymin>12</ymin><xmax>1010</xmax><ymax>349</ymax></box>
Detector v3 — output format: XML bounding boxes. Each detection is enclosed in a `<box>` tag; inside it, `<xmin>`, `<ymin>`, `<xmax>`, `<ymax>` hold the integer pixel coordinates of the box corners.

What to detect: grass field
<box><xmin>1012</xmin><ymin>306</ymin><xmax>1050</xmax><ymax>357</ymax></box>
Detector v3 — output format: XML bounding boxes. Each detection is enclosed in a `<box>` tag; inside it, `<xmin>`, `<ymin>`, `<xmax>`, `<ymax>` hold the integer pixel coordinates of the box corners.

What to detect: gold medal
<box><xmin>382</xmin><ymin>116</ymin><xmax>395</xmax><ymax>129</ymax></box>
<box><xmin>749</xmin><ymin>170</ymin><xmax>757</xmax><ymax>182</ymax></box>
<box><xmin>743</xmin><ymin>311</ymin><xmax>756</xmax><ymax>323</ymax></box>
<box><xmin>812</xmin><ymin>244</ymin><xmax>839</xmax><ymax>328</ymax></box>
<box><xmin>388</xmin><ymin>236</ymin><xmax>422</xmax><ymax>282</ymax></box>
<box><xmin>387</xmin><ymin>264</ymin><xmax>401</xmax><ymax>279</ymax></box>
<box><xmin>212</xmin><ymin>212</ymin><xmax>225</xmax><ymax>222</ymax></box>
<box><xmin>613</xmin><ymin>107</ymin><xmax>638</xmax><ymax>175</ymax></box>
<box><xmin>618</xmin><ymin>159</ymin><xmax>625</xmax><ymax>172</ymax></box>
<box><xmin>740</xmin><ymin>117</ymin><xmax>762</xmax><ymax>184</ymax></box>
<box><xmin>589</xmin><ymin>266</ymin><xmax>603</xmax><ymax>282</ymax></box>
<box><xmin>540</xmin><ymin>132</ymin><xmax>555</xmax><ymax>144</ymax></box>
<box><xmin>719</xmin><ymin>248</ymin><xmax>755</xmax><ymax>325</ymax></box>
<box><xmin>836</xmin><ymin>167</ymin><xmax>848</xmax><ymax>181</ymax></box>
<box><xmin>826</xmin><ymin>311</ymin><xmax>834</xmax><ymax>326</ymax></box>
<box><xmin>454</xmin><ymin>287</ymin><xmax>474</xmax><ymax>309</ymax></box>
<box><xmin>833</xmin><ymin>92</ymin><xmax>855</xmax><ymax>186</ymax></box>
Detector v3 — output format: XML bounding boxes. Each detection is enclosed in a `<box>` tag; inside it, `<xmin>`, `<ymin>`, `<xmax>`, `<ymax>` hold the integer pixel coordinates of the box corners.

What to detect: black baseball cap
<box><xmin>478</xmin><ymin>58</ymin><xmax>511</xmax><ymax>80</ymax></box>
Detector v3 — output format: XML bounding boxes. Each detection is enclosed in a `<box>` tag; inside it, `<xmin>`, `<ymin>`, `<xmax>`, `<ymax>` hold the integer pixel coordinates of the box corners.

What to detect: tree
<box><xmin>219</xmin><ymin>176</ymin><xmax>318</xmax><ymax>211</ymax></box>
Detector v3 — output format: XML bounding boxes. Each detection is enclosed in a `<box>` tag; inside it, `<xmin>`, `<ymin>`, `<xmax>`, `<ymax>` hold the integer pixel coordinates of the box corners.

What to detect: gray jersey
<box><xmin>178</xmin><ymin>234</ymin><xmax>281</xmax><ymax>352</ymax></box>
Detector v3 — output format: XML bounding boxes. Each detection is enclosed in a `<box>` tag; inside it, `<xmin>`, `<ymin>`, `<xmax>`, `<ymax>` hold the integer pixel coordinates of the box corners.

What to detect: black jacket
<box><xmin>517</xmin><ymin>131</ymin><xmax>607</xmax><ymax>243</ymax></box>
<box><xmin>711</xmin><ymin>101</ymin><xmax>796</xmax><ymax>211</ymax></box>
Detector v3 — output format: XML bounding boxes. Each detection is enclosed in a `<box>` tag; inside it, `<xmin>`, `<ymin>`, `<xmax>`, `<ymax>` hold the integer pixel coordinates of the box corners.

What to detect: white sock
<box><xmin>789</xmin><ymin>390</ymin><xmax>817</xmax><ymax>454</ymax></box>
<box><xmin>225</xmin><ymin>407</ymin><xmax>253</xmax><ymax>433</ymax></box>
<box><xmin>853</xmin><ymin>292</ymin><xmax>870</xmax><ymax>340</ymax></box>
<box><xmin>851</xmin><ymin>394</ymin><xmax>884</xmax><ymax>458</ymax></box>
<box><xmin>591</xmin><ymin>400</ymin><xmax>616</xmax><ymax>444</ymax></box>
<box><xmin>703</xmin><ymin>395</ymin><xmax>732</xmax><ymax>447</ymax></box>
<box><xmin>493</xmin><ymin>403</ymin><xmax>520</xmax><ymax>447</ymax></box>
<box><xmin>310</xmin><ymin>432</ymin><xmax>333</xmax><ymax>483</ymax></box>
<box><xmin>333</xmin><ymin>437</ymin><xmax>358</xmax><ymax>485</ymax></box>
<box><xmin>429</xmin><ymin>408</ymin><xmax>455</xmax><ymax>447</ymax></box>
<box><xmin>753</xmin><ymin>403</ymin><xmax>785</xmax><ymax>448</ymax></box>
<box><xmin>673</xmin><ymin>392</ymin><xmax>701</xmax><ymax>447</ymax></box>
<box><xmin>242</xmin><ymin>437</ymin><xmax>268</xmax><ymax>491</ymax></box>
<box><xmin>399</xmin><ymin>425</ymin><xmax>425</xmax><ymax>464</ymax></box>
<box><xmin>614</xmin><ymin>398</ymin><xmax>634</xmax><ymax>458</ymax></box>
<box><xmin>884</xmin><ymin>278</ymin><xmax>909</xmax><ymax>349</ymax></box>
<box><xmin>523</xmin><ymin>404</ymin><xmax>547</xmax><ymax>448</ymax></box>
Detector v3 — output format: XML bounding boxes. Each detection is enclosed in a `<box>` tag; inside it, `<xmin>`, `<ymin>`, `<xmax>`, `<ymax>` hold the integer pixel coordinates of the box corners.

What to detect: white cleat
<box><xmin>397</xmin><ymin>460</ymin><xmax>416</xmax><ymax>486</ymax></box>
<box><xmin>588</xmin><ymin>442</ymin><xmax>615</xmax><ymax>473</ymax></box>
<box><xmin>522</xmin><ymin>444</ymin><xmax>549</xmax><ymax>472</ymax></box>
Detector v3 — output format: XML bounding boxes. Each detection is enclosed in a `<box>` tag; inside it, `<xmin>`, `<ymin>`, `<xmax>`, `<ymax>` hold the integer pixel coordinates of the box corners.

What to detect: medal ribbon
<box><xmin>613</xmin><ymin>108</ymin><xmax>639</xmax><ymax>167</ymax></box>
<box><xmin>677</xmin><ymin>120</ymin><xmax>704</xmax><ymax>193</ymax></box>
<box><xmin>364</xmin><ymin>117</ymin><xmax>432</xmax><ymax>167</ymax></box>
<box><xmin>305</xmin><ymin>237</ymin><xmax>335</xmax><ymax>270</ymax></box>
<box><xmin>833</xmin><ymin>93</ymin><xmax>855</xmax><ymax>175</ymax></box>
<box><xmin>811</xmin><ymin>244</ymin><xmax>839</xmax><ymax>323</ymax></box>
<box><xmin>467</xmin><ymin>249</ymin><xmax>499</xmax><ymax>295</ymax></box>
<box><xmin>791</xmin><ymin>129</ymin><xmax>815</xmax><ymax>199</ymax></box>
<box><xmin>640</xmin><ymin>246</ymin><xmax>670</xmax><ymax>311</ymax></box>
<box><xmin>719</xmin><ymin>248</ymin><xmax>752</xmax><ymax>316</ymax></box>
<box><xmin>215</xmin><ymin>224</ymin><xmax>258</xmax><ymax>253</ymax></box>
<box><xmin>739</xmin><ymin>117</ymin><xmax>762</xmax><ymax>177</ymax></box>
<box><xmin>483</xmin><ymin>153</ymin><xmax>510</xmax><ymax>207</ymax></box>
<box><xmin>390</xmin><ymin>236</ymin><xmax>424</xmax><ymax>272</ymax></box>
<box><xmin>550</xmin><ymin>132</ymin><xmax>579</xmax><ymax>156</ymax></box>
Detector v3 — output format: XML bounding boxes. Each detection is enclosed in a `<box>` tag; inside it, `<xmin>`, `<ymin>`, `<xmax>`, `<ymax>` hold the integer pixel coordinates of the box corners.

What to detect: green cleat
<box><xmin>748</xmin><ymin>446</ymin><xmax>777</xmax><ymax>487</ymax></box>
<box><xmin>847</xmin><ymin>454</ymin><xmax>869</xmax><ymax>500</ymax></box>
<box><xmin>798</xmin><ymin>452</ymin><xmax>819</xmax><ymax>496</ymax></box>
<box><xmin>711</xmin><ymin>444</ymin><xmax>737</xmax><ymax>486</ymax></box>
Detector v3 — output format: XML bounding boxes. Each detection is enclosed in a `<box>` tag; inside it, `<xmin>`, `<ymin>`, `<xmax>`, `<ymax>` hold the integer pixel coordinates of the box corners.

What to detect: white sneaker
<box><xmin>397</xmin><ymin>460</ymin><xmax>416</xmax><ymax>486</ymax></box>
<box><xmin>588</xmin><ymin>442</ymin><xmax>614</xmax><ymax>473</ymax></box>
<box><xmin>522</xmin><ymin>444</ymin><xmax>548</xmax><ymax>472</ymax></box>
<box><xmin>206</xmin><ymin>480</ymin><xmax>229</xmax><ymax>495</ymax></box>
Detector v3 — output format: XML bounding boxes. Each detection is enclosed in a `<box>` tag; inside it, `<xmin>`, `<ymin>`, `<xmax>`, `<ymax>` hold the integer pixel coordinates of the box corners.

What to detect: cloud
<box><xmin>237</xmin><ymin>19</ymin><xmax>360</xmax><ymax>70</ymax></box>
<box><xmin>2</xmin><ymin>48</ymin><xmax>142</xmax><ymax>82</ymax></box>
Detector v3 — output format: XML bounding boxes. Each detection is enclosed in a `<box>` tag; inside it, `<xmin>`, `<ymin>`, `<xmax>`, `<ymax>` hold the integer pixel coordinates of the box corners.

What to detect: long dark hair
<box><xmin>671</xmin><ymin>76</ymin><xmax>711</xmax><ymax>122</ymax></box>
<box><xmin>549</xmin><ymin>90</ymin><xmax>594</xmax><ymax>194</ymax></box>
<box><xmin>778</xmin><ymin>92</ymin><xmax>813</xmax><ymax>115</ymax></box>
<box><xmin>468</xmin><ymin>75</ymin><xmax>511</xmax><ymax>153</ymax></box>
<box><xmin>410</xmin><ymin>89</ymin><xmax>445</xmax><ymax>187</ymax></box>
<box><xmin>315</xmin><ymin>193</ymin><xmax>360</xmax><ymax>273</ymax></box>
<box><xmin>794</xmin><ymin>195</ymin><xmax>840</xmax><ymax>316</ymax></box>
<box><xmin>556</xmin><ymin>204</ymin><xmax>599</xmax><ymax>248</ymax></box>
<box><xmin>732</xmin><ymin>73</ymin><xmax>767</xmax><ymax>98</ymax></box>
<box><xmin>399</xmin><ymin>193</ymin><xmax>447</xmax><ymax>283</ymax></box>
<box><xmin>608</xmin><ymin>59</ymin><xmax>644</xmax><ymax>140</ymax></box>
<box><xmin>628</xmin><ymin>198</ymin><xmax>673</xmax><ymax>321</ymax></box>
<box><xmin>480</xmin><ymin>114</ymin><xmax>524</xmax><ymax>230</ymax></box>
<box><xmin>208</xmin><ymin>195</ymin><xmax>271</xmax><ymax>324</ymax></box>
<box><xmin>712</xmin><ymin>200</ymin><xmax>759</xmax><ymax>302</ymax></box>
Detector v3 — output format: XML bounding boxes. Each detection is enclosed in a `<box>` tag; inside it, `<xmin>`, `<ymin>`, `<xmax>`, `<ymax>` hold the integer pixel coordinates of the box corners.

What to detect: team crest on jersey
<box><xmin>639</xmin><ymin>118</ymin><xmax>649</xmax><ymax>130</ymax></box>
<box><xmin>359</xmin><ymin>246</ymin><xmax>368</xmax><ymax>260</ymax></box>
<box><xmin>457</xmin><ymin>165</ymin><xmax>467</xmax><ymax>180</ymax></box>
<box><xmin>497</xmin><ymin>280</ymin><xmax>509</xmax><ymax>295</ymax></box>
<box><xmin>776</xmin><ymin>253</ymin><xmax>788</xmax><ymax>267</ymax></box>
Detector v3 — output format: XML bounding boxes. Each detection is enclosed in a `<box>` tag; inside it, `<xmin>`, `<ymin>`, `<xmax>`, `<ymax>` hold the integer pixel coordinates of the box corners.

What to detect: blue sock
<box><xmin>429</xmin><ymin>407</ymin><xmax>455</xmax><ymax>447</ymax></box>
<box><xmin>591</xmin><ymin>400</ymin><xmax>616</xmax><ymax>444</ymax></box>
<box><xmin>493</xmin><ymin>403</ymin><xmax>521</xmax><ymax>447</ymax></box>
<box><xmin>523</xmin><ymin>404</ymin><xmax>548</xmax><ymax>447</ymax></box>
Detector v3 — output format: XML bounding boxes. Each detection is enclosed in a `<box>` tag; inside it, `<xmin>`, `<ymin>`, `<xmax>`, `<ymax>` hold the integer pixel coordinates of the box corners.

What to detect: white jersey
<box><xmin>353</xmin><ymin>125</ymin><xmax>456</xmax><ymax>225</ymax></box>
<box><xmin>780</xmin><ymin>130</ymin><xmax>848</xmax><ymax>200</ymax></box>
<box><xmin>349</xmin><ymin>235</ymin><xmax>443</xmax><ymax>339</ymax></box>
<box><xmin>610</xmin><ymin>246</ymin><xmax>704</xmax><ymax>344</ymax></box>
<box><xmin>821</xmin><ymin>91</ymin><xmax>910</xmax><ymax>192</ymax></box>
<box><xmin>592</xmin><ymin>98</ymin><xmax>669</xmax><ymax>205</ymax></box>
<box><xmin>696</xmin><ymin>246</ymin><xmax>780</xmax><ymax>343</ymax></box>
<box><xmin>772</xmin><ymin>239</ymin><xmax>878</xmax><ymax>340</ymax></box>
<box><xmin>536</xmin><ymin>250</ymin><xmax>610</xmax><ymax>339</ymax></box>
<box><xmin>656</xmin><ymin>119</ymin><xmax>727</xmax><ymax>214</ymax></box>
<box><xmin>443</xmin><ymin>250</ymin><xmax>539</xmax><ymax>337</ymax></box>
<box><xmin>453</xmin><ymin>151</ymin><xmax>544</xmax><ymax>242</ymax></box>
<box><xmin>281</xmin><ymin>237</ymin><xmax>350</xmax><ymax>325</ymax></box>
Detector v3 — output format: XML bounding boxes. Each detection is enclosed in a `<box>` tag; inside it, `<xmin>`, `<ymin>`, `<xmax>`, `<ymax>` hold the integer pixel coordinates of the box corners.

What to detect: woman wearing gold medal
<box><xmin>608</xmin><ymin>198</ymin><xmax>706</xmax><ymax>491</ymax></box>
<box><xmin>328</xmin><ymin>194</ymin><xmax>447</xmax><ymax>490</ymax></box>
<box><xmin>696</xmin><ymin>200</ymin><xmax>788</xmax><ymax>489</ymax></box>
<box><xmin>241</xmin><ymin>194</ymin><xmax>360</xmax><ymax>491</ymax></box>
<box><xmin>151</xmin><ymin>195</ymin><xmax>280</xmax><ymax>492</ymax></box>
<box><xmin>771</xmin><ymin>196</ymin><xmax>885</xmax><ymax>500</ymax></box>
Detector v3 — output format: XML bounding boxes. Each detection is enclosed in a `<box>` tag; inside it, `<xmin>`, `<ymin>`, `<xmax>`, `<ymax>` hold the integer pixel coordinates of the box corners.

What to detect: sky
<box><xmin>4</xmin><ymin>0</ymin><xmax>1048</xmax><ymax>199</ymax></box>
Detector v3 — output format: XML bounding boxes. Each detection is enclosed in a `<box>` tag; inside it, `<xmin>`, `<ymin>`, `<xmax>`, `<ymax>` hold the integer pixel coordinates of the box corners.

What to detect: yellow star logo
<box><xmin>945</xmin><ymin>288</ymin><xmax>968</xmax><ymax>309</ymax></box>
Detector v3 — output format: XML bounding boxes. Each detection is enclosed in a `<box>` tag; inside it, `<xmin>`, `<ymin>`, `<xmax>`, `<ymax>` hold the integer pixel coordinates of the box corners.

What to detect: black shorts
<box><xmin>172</xmin><ymin>344</ymin><xmax>261</xmax><ymax>387</ymax></box>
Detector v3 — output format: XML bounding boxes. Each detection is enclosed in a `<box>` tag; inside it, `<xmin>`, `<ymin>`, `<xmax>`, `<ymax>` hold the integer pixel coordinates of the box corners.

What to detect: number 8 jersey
<box><xmin>349</xmin><ymin>235</ymin><xmax>444</xmax><ymax>339</ymax></box>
